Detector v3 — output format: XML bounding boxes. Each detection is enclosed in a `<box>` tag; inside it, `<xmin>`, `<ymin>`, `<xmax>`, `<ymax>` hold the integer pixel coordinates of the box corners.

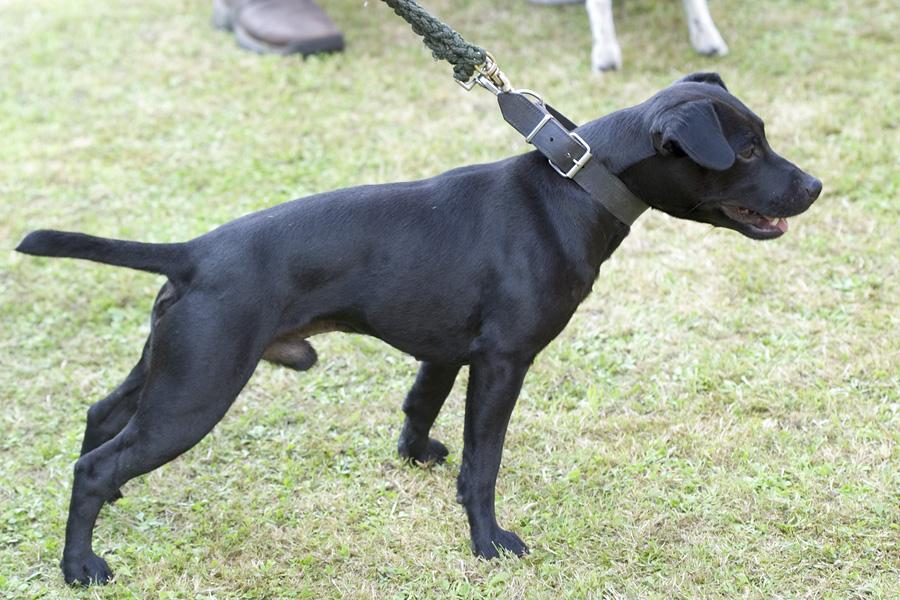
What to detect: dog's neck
<box><xmin>519</xmin><ymin>157</ymin><xmax>631</xmax><ymax>278</ymax></box>
<box><xmin>526</xmin><ymin>107</ymin><xmax>658</xmax><ymax>275</ymax></box>
<box><xmin>560</xmin><ymin>107</ymin><xmax>655</xmax><ymax>234</ymax></box>
<box><xmin>576</xmin><ymin>106</ymin><xmax>656</xmax><ymax>193</ymax></box>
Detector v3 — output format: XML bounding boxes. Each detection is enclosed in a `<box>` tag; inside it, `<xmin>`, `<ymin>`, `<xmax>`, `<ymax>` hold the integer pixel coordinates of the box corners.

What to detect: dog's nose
<box><xmin>805</xmin><ymin>176</ymin><xmax>823</xmax><ymax>201</ymax></box>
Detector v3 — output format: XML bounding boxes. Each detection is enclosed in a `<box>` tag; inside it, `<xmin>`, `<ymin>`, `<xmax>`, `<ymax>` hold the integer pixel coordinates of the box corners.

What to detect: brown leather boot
<box><xmin>213</xmin><ymin>0</ymin><xmax>344</xmax><ymax>56</ymax></box>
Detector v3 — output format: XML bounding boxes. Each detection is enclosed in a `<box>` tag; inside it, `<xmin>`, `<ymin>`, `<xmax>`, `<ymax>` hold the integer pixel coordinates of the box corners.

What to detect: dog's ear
<box><xmin>651</xmin><ymin>100</ymin><xmax>735</xmax><ymax>171</ymax></box>
<box><xmin>677</xmin><ymin>72</ymin><xmax>728</xmax><ymax>91</ymax></box>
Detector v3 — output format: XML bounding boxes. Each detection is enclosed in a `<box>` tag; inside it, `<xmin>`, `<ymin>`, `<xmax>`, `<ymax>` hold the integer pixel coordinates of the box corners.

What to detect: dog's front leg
<box><xmin>586</xmin><ymin>0</ymin><xmax>623</xmax><ymax>71</ymax></box>
<box><xmin>682</xmin><ymin>0</ymin><xmax>728</xmax><ymax>56</ymax></box>
<box><xmin>398</xmin><ymin>362</ymin><xmax>461</xmax><ymax>464</ymax></box>
<box><xmin>457</xmin><ymin>354</ymin><xmax>530</xmax><ymax>559</ymax></box>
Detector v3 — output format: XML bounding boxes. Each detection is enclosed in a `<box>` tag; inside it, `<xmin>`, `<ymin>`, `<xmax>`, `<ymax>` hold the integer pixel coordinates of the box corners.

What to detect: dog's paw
<box><xmin>591</xmin><ymin>41</ymin><xmax>623</xmax><ymax>72</ymax></box>
<box><xmin>472</xmin><ymin>527</ymin><xmax>529</xmax><ymax>559</ymax></box>
<box><xmin>61</xmin><ymin>552</ymin><xmax>113</xmax><ymax>586</ymax></box>
<box><xmin>398</xmin><ymin>436</ymin><xmax>449</xmax><ymax>466</ymax></box>
<box><xmin>689</xmin><ymin>25</ymin><xmax>729</xmax><ymax>56</ymax></box>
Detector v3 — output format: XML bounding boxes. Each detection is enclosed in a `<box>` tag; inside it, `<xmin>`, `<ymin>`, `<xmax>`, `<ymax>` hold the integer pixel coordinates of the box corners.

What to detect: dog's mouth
<box><xmin>720</xmin><ymin>205</ymin><xmax>789</xmax><ymax>239</ymax></box>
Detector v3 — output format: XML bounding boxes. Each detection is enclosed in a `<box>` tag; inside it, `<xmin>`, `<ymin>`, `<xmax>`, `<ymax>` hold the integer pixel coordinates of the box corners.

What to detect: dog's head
<box><xmin>618</xmin><ymin>73</ymin><xmax>821</xmax><ymax>239</ymax></box>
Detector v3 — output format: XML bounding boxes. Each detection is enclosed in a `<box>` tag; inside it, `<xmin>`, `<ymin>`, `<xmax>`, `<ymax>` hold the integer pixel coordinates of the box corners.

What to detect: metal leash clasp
<box><xmin>456</xmin><ymin>52</ymin><xmax>512</xmax><ymax>95</ymax></box>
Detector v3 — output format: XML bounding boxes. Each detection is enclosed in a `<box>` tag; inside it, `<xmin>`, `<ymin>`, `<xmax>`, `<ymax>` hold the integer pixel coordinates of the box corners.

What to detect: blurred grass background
<box><xmin>0</xmin><ymin>0</ymin><xmax>897</xmax><ymax>597</ymax></box>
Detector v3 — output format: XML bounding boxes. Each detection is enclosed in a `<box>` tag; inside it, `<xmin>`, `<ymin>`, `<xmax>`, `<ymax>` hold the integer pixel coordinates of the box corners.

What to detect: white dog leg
<box><xmin>586</xmin><ymin>0</ymin><xmax>622</xmax><ymax>71</ymax></box>
<box><xmin>682</xmin><ymin>0</ymin><xmax>728</xmax><ymax>56</ymax></box>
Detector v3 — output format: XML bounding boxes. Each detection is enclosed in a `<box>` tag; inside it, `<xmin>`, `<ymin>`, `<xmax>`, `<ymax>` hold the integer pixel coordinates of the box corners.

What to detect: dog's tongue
<box><xmin>775</xmin><ymin>218</ymin><xmax>789</xmax><ymax>233</ymax></box>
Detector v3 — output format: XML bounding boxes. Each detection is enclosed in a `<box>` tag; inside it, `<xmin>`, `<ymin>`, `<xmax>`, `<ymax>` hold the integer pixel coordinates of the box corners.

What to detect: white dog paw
<box><xmin>690</xmin><ymin>25</ymin><xmax>729</xmax><ymax>56</ymax></box>
<box><xmin>592</xmin><ymin>42</ymin><xmax>623</xmax><ymax>72</ymax></box>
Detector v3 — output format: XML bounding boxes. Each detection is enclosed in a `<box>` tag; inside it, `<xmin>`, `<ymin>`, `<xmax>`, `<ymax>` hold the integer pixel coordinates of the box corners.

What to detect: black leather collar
<box><xmin>497</xmin><ymin>91</ymin><xmax>649</xmax><ymax>226</ymax></box>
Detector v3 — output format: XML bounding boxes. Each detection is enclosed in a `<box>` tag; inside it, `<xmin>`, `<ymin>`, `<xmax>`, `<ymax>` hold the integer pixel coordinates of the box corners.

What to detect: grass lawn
<box><xmin>1</xmin><ymin>0</ymin><xmax>897</xmax><ymax>597</ymax></box>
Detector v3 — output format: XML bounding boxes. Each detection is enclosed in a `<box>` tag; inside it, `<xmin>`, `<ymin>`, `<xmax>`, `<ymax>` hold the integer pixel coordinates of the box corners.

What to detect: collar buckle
<box><xmin>548</xmin><ymin>132</ymin><xmax>592</xmax><ymax>179</ymax></box>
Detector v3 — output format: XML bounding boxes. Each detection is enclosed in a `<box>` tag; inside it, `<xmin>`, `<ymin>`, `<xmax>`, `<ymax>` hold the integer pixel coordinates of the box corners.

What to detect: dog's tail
<box><xmin>16</xmin><ymin>230</ymin><xmax>191</xmax><ymax>279</ymax></box>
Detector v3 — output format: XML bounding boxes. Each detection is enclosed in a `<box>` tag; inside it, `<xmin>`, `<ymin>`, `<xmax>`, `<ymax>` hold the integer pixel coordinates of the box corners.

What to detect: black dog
<box><xmin>17</xmin><ymin>73</ymin><xmax>821</xmax><ymax>585</ymax></box>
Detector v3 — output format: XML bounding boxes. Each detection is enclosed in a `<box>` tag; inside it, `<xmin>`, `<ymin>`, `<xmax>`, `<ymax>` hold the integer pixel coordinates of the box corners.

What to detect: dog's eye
<box><xmin>738</xmin><ymin>144</ymin><xmax>756</xmax><ymax>160</ymax></box>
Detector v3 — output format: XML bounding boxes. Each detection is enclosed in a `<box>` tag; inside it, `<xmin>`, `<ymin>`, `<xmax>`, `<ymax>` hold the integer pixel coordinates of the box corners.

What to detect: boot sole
<box><xmin>214</xmin><ymin>0</ymin><xmax>344</xmax><ymax>56</ymax></box>
<box><xmin>233</xmin><ymin>22</ymin><xmax>344</xmax><ymax>56</ymax></box>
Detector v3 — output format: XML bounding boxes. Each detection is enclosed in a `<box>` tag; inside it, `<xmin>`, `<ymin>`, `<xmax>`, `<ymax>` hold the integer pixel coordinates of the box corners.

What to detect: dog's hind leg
<box><xmin>79</xmin><ymin>345</ymin><xmax>148</xmax><ymax>503</ymax></box>
<box><xmin>80</xmin><ymin>283</ymin><xmax>175</xmax><ymax>459</ymax></box>
<box><xmin>60</xmin><ymin>296</ymin><xmax>270</xmax><ymax>585</ymax></box>
<box><xmin>397</xmin><ymin>362</ymin><xmax>460</xmax><ymax>465</ymax></box>
<box><xmin>80</xmin><ymin>343</ymin><xmax>148</xmax><ymax>458</ymax></box>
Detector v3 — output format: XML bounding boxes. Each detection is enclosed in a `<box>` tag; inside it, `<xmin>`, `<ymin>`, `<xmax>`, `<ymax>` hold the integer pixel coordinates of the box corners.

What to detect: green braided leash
<box><xmin>380</xmin><ymin>0</ymin><xmax>487</xmax><ymax>82</ymax></box>
<box><xmin>378</xmin><ymin>0</ymin><xmax>650</xmax><ymax>226</ymax></box>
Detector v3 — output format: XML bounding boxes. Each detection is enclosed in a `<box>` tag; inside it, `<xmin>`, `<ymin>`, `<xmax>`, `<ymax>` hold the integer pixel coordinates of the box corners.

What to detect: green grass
<box><xmin>1</xmin><ymin>0</ymin><xmax>898</xmax><ymax>597</ymax></box>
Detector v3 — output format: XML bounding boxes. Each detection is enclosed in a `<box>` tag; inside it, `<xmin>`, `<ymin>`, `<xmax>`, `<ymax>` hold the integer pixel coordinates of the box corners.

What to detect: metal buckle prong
<box><xmin>525</xmin><ymin>114</ymin><xmax>552</xmax><ymax>143</ymax></box>
<box><xmin>549</xmin><ymin>132</ymin><xmax>592</xmax><ymax>179</ymax></box>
